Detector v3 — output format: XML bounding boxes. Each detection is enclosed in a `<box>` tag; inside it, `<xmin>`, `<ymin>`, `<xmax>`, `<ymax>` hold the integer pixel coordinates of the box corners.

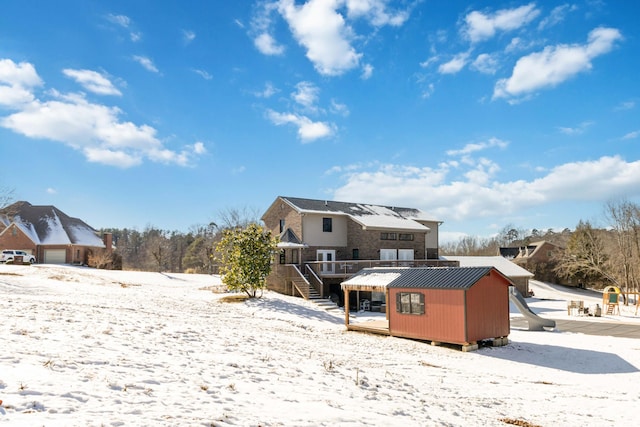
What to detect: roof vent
<box><xmin>325</xmin><ymin>200</ymin><xmax>328</xmax><ymax>206</ymax></box>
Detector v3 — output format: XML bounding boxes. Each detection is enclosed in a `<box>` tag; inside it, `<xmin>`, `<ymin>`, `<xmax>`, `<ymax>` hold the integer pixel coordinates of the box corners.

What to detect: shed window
<box><xmin>396</xmin><ymin>292</ymin><xmax>425</xmax><ymax>315</ymax></box>
<box><xmin>322</xmin><ymin>217</ymin><xmax>332</xmax><ymax>232</ymax></box>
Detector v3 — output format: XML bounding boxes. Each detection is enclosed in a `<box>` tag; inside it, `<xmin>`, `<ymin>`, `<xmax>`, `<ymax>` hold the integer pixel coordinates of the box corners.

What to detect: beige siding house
<box><xmin>262</xmin><ymin>196</ymin><xmax>455</xmax><ymax>305</ymax></box>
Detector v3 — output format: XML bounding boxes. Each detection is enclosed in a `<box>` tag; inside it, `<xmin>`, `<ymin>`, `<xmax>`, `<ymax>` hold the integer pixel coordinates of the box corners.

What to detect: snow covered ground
<box><xmin>1</xmin><ymin>264</ymin><xmax>639</xmax><ymax>426</ymax></box>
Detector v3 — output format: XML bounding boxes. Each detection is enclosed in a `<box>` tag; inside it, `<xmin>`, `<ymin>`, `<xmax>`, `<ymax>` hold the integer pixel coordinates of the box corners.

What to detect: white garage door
<box><xmin>44</xmin><ymin>249</ymin><xmax>66</xmax><ymax>264</ymax></box>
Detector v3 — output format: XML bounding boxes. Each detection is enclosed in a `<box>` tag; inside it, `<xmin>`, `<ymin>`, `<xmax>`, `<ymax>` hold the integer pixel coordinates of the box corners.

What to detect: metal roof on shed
<box><xmin>342</xmin><ymin>266</ymin><xmax>503</xmax><ymax>291</ymax></box>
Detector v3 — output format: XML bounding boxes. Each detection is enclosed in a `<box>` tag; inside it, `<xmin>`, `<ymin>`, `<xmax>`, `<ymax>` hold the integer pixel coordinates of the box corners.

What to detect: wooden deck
<box><xmin>346</xmin><ymin>319</ymin><xmax>390</xmax><ymax>336</ymax></box>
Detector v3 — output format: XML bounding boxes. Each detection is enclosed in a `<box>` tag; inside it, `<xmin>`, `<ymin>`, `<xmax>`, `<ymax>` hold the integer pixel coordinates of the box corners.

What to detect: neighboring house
<box><xmin>0</xmin><ymin>201</ymin><xmax>112</xmax><ymax>265</ymax></box>
<box><xmin>341</xmin><ymin>266</ymin><xmax>512</xmax><ymax>351</ymax></box>
<box><xmin>441</xmin><ymin>255</ymin><xmax>534</xmax><ymax>296</ymax></box>
<box><xmin>261</xmin><ymin>196</ymin><xmax>456</xmax><ymax>301</ymax></box>
<box><xmin>499</xmin><ymin>240</ymin><xmax>567</xmax><ymax>286</ymax></box>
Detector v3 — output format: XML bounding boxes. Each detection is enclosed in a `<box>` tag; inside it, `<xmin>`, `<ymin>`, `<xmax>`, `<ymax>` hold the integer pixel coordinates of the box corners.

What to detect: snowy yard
<box><xmin>1</xmin><ymin>264</ymin><xmax>639</xmax><ymax>426</ymax></box>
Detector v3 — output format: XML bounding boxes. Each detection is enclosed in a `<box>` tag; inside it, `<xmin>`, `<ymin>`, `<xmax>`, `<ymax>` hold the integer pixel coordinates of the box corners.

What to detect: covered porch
<box><xmin>341</xmin><ymin>280</ymin><xmax>391</xmax><ymax>336</ymax></box>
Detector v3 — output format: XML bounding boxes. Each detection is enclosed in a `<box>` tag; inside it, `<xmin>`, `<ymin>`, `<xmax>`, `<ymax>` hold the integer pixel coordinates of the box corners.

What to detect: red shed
<box><xmin>341</xmin><ymin>267</ymin><xmax>511</xmax><ymax>351</ymax></box>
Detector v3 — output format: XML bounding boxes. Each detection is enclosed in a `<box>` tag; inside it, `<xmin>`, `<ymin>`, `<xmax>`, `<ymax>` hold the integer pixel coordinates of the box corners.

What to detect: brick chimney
<box><xmin>103</xmin><ymin>232</ymin><xmax>113</xmax><ymax>252</ymax></box>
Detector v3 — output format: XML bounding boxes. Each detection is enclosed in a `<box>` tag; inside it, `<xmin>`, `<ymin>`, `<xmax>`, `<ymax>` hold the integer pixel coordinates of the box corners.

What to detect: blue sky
<box><xmin>1</xmin><ymin>0</ymin><xmax>639</xmax><ymax>242</ymax></box>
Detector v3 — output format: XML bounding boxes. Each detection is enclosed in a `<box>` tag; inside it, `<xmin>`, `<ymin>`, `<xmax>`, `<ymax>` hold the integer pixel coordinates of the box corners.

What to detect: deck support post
<box><xmin>344</xmin><ymin>289</ymin><xmax>350</xmax><ymax>327</ymax></box>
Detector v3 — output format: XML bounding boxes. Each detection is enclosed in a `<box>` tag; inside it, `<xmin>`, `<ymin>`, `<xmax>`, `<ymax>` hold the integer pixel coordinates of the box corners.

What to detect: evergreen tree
<box><xmin>215</xmin><ymin>223</ymin><xmax>276</xmax><ymax>298</ymax></box>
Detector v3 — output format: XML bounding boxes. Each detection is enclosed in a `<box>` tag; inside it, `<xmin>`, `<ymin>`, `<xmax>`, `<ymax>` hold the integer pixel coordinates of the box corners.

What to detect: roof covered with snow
<box><xmin>0</xmin><ymin>201</ymin><xmax>105</xmax><ymax>247</ymax></box>
<box><xmin>278</xmin><ymin>196</ymin><xmax>438</xmax><ymax>232</ymax></box>
<box><xmin>441</xmin><ymin>256</ymin><xmax>534</xmax><ymax>278</ymax></box>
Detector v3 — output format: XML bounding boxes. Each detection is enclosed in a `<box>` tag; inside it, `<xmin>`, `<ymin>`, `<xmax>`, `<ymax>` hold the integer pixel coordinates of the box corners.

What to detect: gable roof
<box><xmin>276</xmin><ymin>196</ymin><xmax>439</xmax><ymax>232</ymax></box>
<box><xmin>0</xmin><ymin>201</ymin><xmax>105</xmax><ymax>247</ymax></box>
<box><xmin>276</xmin><ymin>228</ymin><xmax>307</xmax><ymax>249</ymax></box>
<box><xmin>499</xmin><ymin>241</ymin><xmax>563</xmax><ymax>259</ymax></box>
<box><xmin>342</xmin><ymin>266</ymin><xmax>511</xmax><ymax>291</ymax></box>
<box><xmin>441</xmin><ymin>256</ymin><xmax>534</xmax><ymax>278</ymax></box>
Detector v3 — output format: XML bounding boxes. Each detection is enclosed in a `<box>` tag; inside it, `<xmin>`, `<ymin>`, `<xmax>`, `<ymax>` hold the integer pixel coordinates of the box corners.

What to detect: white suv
<box><xmin>1</xmin><ymin>250</ymin><xmax>36</xmax><ymax>264</ymax></box>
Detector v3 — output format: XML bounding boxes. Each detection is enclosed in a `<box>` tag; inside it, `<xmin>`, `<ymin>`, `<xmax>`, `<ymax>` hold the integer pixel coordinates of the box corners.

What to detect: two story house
<box><xmin>262</xmin><ymin>196</ymin><xmax>456</xmax><ymax>305</ymax></box>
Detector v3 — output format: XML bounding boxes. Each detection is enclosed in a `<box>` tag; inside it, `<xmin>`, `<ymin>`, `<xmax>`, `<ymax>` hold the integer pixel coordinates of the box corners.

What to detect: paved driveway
<box><xmin>511</xmin><ymin>317</ymin><xmax>640</xmax><ymax>339</ymax></box>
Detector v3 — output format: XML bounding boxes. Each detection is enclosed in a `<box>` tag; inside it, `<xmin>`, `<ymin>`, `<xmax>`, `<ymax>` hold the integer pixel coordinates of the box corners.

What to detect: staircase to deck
<box><xmin>290</xmin><ymin>267</ymin><xmax>340</xmax><ymax>312</ymax></box>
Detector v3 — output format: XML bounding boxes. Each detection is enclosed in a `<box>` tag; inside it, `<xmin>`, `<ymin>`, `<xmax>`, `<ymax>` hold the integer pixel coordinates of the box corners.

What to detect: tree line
<box><xmin>441</xmin><ymin>199</ymin><xmax>640</xmax><ymax>295</ymax></box>
<box><xmin>2</xmin><ymin>185</ymin><xmax>638</xmax><ymax>295</ymax></box>
<box><xmin>99</xmin><ymin>206</ymin><xmax>261</xmax><ymax>273</ymax></box>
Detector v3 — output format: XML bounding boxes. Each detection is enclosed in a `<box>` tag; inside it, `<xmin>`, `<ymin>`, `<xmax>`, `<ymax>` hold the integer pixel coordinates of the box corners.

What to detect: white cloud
<box><xmin>0</xmin><ymin>59</ymin><xmax>203</xmax><ymax>168</ymax></box>
<box><xmin>105</xmin><ymin>13</ymin><xmax>141</xmax><ymax>42</ymax></box>
<box><xmin>332</xmin><ymin>156</ymin><xmax>640</xmax><ymax>222</ymax></box>
<box><xmin>0</xmin><ymin>59</ymin><xmax>43</xmax><ymax>107</ymax></box>
<box><xmin>330</xmin><ymin>99</ymin><xmax>350</xmax><ymax>117</ymax></box>
<box><xmin>615</xmin><ymin>101</ymin><xmax>635</xmax><ymax>111</ymax></box>
<box><xmin>277</xmin><ymin>0</ymin><xmax>361</xmax><ymax>76</ymax></box>
<box><xmin>558</xmin><ymin>121</ymin><xmax>593</xmax><ymax>135</ymax></box>
<box><xmin>622</xmin><ymin>130</ymin><xmax>639</xmax><ymax>140</ymax></box>
<box><xmin>420</xmin><ymin>82</ymin><xmax>435</xmax><ymax>99</ymax></box>
<box><xmin>46</xmin><ymin>188</ymin><xmax>57</xmax><ymax>195</ymax></box>
<box><xmin>254</xmin><ymin>82</ymin><xmax>278</xmax><ymax>98</ymax></box>
<box><xmin>192</xmin><ymin>141</ymin><xmax>207</xmax><ymax>154</ymax></box>
<box><xmin>463</xmin><ymin>3</ymin><xmax>540</xmax><ymax>43</ymax></box>
<box><xmin>251</xmin><ymin>0</ymin><xmax>408</xmax><ymax>77</ymax></box>
<box><xmin>471</xmin><ymin>53</ymin><xmax>499</xmax><ymax>74</ymax></box>
<box><xmin>106</xmin><ymin>14</ymin><xmax>130</xmax><ymax>28</ymax></box>
<box><xmin>361</xmin><ymin>63</ymin><xmax>373</xmax><ymax>79</ymax></box>
<box><xmin>63</xmin><ymin>69</ymin><xmax>122</xmax><ymax>96</ymax></box>
<box><xmin>345</xmin><ymin>0</ymin><xmax>410</xmax><ymax>27</ymax></box>
<box><xmin>292</xmin><ymin>81</ymin><xmax>319</xmax><ymax>109</ymax></box>
<box><xmin>538</xmin><ymin>4</ymin><xmax>578</xmax><ymax>30</ymax></box>
<box><xmin>183</xmin><ymin>29</ymin><xmax>196</xmax><ymax>44</ymax></box>
<box><xmin>193</xmin><ymin>69</ymin><xmax>213</xmax><ymax>80</ymax></box>
<box><xmin>446</xmin><ymin>137</ymin><xmax>509</xmax><ymax>156</ymax></box>
<box><xmin>419</xmin><ymin>55</ymin><xmax>439</xmax><ymax>68</ymax></box>
<box><xmin>504</xmin><ymin>37</ymin><xmax>539</xmax><ymax>53</ymax></box>
<box><xmin>266</xmin><ymin>109</ymin><xmax>335</xmax><ymax>142</ymax></box>
<box><xmin>254</xmin><ymin>32</ymin><xmax>285</xmax><ymax>55</ymax></box>
<box><xmin>132</xmin><ymin>56</ymin><xmax>159</xmax><ymax>73</ymax></box>
<box><xmin>494</xmin><ymin>27</ymin><xmax>622</xmax><ymax>101</ymax></box>
<box><xmin>438</xmin><ymin>52</ymin><xmax>469</xmax><ymax>74</ymax></box>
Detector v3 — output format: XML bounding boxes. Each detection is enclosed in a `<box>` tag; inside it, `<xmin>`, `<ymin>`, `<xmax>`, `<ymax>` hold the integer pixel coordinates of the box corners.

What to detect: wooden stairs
<box><xmin>291</xmin><ymin>271</ymin><xmax>340</xmax><ymax>312</ymax></box>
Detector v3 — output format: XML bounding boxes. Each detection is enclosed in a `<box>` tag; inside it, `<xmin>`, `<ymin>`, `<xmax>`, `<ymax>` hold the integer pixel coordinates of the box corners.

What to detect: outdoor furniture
<box><xmin>567</xmin><ymin>300</ymin><xmax>584</xmax><ymax>316</ymax></box>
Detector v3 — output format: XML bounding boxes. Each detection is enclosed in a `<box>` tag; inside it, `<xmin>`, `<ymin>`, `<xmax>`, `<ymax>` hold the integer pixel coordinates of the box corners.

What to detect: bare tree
<box><xmin>554</xmin><ymin>220</ymin><xmax>613</xmax><ymax>288</ymax></box>
<box><xmin>0</xmin><ymin>186</ymin><xmax>15</xmax><ymax>210</ymax></box>
<box><xmin>605</xmin><ymin>199</ymin><xmax>640</xmax><ymax>299</ymax></box>
<box><xmin>215</xmin><ymin>206</ymin><xmax>261</xmax><ymax>230</ymax></box>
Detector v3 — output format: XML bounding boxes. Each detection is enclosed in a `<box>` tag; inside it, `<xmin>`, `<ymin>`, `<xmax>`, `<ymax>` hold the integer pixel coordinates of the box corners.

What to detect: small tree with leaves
<box><xmin>215</xmin><ymin>223</ymin><xmax>276</xmax><ymax>298</ymax></box>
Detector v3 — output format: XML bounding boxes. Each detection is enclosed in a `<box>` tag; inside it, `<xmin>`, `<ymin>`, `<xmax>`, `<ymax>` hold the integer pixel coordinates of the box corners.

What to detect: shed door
<box><xmin>44</xmin><ymin>249</ymin><xmax>66</xmax><ymax>264</ymax></box>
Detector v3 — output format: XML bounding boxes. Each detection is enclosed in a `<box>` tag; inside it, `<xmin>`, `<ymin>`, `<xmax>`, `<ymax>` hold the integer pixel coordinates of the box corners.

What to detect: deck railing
<box><xmin>306</xmin><ymin>259</ymin><xmax>458</xmax><ymax>278</ymax></box>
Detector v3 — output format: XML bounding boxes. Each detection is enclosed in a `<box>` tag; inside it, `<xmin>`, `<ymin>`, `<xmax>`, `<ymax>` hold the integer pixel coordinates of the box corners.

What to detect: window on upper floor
<box><xmin>323</xmin><ymin>217</ymin><xmax>332</xmax><ymax>232</ymax></box>
<box><xmin>279</xmin><ymin>219</ymin><xmax>285</xmax><ymax>233</ymax></box>
<box><xmin>380</xmin><ymin>232</ymin><xmax>397</xmax><ymax>240</ymax></box>
<box><xmin>399</xmin><ymin>233</ymin><xmax>414</xmax><ymax>241</ymax></box>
